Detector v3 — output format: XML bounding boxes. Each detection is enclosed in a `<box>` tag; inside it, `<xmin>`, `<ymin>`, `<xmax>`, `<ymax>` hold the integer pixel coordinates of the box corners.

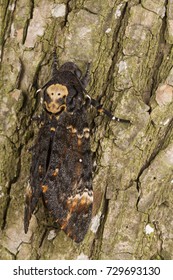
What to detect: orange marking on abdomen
<box><xmin>42</xmin><ymin>185</ymin><xmax>48</xmax><ymax>193</ymax></box>
<box><xmin>52</xmin><ymin>168</ymin><xmax>59</xmax><ymax>176</ymax></box>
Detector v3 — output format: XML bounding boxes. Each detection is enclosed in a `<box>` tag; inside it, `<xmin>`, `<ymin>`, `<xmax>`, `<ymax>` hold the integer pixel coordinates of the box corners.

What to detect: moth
<box><xmin>24</xmin><ymin>50</ymin><xmax>129</xmax><ymax>242</ymax></box>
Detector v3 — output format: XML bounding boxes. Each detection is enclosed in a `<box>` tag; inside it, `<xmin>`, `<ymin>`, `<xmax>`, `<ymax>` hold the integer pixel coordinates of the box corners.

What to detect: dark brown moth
<box><xmin>24</xmin><ymin>50</ymin><xmax>129</xmax><ymax>242</ymax></box>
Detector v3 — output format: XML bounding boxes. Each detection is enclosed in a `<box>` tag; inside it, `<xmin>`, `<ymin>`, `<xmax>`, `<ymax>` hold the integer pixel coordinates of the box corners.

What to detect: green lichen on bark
<box><xmin>0</xmin><ymin>0</ymin><xmax>173</xmax><ymax>260</ymax></box>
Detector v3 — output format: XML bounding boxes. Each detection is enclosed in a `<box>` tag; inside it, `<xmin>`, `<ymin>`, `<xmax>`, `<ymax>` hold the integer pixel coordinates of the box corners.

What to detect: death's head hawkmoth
<box><xmin>24</xmin><ymin>52</ymin><xmax>93</xmax><ymax>243</ymax></box>
<box><xmin>24</xmin><ymin>50</ymin><xmax>130</xmax><ymax>242</ymax></box>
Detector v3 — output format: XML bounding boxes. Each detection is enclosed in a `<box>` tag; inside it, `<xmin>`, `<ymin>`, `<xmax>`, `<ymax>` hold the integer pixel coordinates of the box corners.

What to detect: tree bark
<box><xmin>0</xmin><ymin>0</ymin><xmax>173</xmax><ymax>260</ymax></box>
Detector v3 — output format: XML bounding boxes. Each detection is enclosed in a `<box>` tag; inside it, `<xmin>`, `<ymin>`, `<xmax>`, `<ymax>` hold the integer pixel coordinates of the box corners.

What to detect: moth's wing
<box><xmin>24</xmin><ymin>123</ymin><xmax>52</xmax><ymax>233</ymax></box>
<box><xmin>42</xmin><ymin>113</ymin><xmax>93</xmax><ymax>242</ymax></box>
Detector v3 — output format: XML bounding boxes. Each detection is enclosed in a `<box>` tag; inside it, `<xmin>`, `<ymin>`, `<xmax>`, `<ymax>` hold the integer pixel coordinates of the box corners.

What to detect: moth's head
<box><xmin>43</xmin><ymin>83</ymin><xmax>68</xmax><ymax>114</ymax></box>
<box><xmin>59</xmin><ymin>62</ymin><xmax>82</xmax><ymax>79</ymax></box>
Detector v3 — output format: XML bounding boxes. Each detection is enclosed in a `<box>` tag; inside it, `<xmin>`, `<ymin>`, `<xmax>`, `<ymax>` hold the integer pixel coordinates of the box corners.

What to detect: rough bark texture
<box><xmin>0</xmin><ymin>0</ymin><xmax>173</xmax><ymax>260</ymax></box>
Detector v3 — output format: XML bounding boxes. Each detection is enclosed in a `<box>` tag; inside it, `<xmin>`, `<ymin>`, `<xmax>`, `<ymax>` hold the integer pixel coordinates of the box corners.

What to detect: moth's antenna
<box><xmin>52</xmin><ymin>47</ymin><xmax>58</xmax><ymax>77</ymax></box>
<box><xmin>36</xmin><ymin>48</ymin><xmax>58</xmax><ymax>93</ymax></box>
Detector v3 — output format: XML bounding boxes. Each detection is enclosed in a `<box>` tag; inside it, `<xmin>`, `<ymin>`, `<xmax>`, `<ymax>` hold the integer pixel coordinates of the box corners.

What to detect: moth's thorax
<box><xmin>44</xmin><ymin>83</ymin><xmax>68</xmax><ymax>114</ymax></box>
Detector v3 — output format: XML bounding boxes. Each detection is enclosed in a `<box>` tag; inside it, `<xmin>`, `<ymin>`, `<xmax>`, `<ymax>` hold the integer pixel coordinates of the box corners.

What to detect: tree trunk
<box><xmin>0</xmin><ymin>0</ymin><xmax>173</xmax><ymax>260</ymax></box>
